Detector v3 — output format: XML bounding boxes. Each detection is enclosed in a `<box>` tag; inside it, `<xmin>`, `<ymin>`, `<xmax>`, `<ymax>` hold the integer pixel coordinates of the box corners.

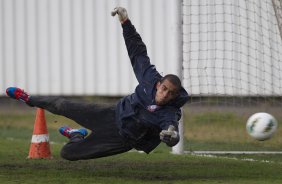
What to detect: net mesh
<box><xmin>181</xmin><ymin>0</ymin><xmax>282</xmax><ymax>151</ymax></box>
<box><xmin>183</xmin><ymin>0</ymin><xmax>282</xmax><ymax>98</ymax></box>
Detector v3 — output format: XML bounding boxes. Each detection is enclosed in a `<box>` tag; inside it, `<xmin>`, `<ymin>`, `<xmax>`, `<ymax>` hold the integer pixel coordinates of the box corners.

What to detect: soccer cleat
<box><xmin>59</xmin><ymin>126</ymin><xmax>88</xmax><ymax>138</ymax></box>
<box><xmin>6</xmin><ymin>87</ymin><xmax>30</xmax><ymax>103</ymax></box>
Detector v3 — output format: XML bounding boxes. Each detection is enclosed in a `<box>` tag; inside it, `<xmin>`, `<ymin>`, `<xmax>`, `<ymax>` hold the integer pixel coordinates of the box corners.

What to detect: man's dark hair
<box><xmin>160</xmin><ymin>74</ymin><xmax>182</xmax><ymax>92</ymax></box>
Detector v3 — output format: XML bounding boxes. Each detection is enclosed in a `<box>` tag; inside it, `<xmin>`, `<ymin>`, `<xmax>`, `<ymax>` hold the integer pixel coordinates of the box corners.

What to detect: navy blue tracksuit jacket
<box><xmin>116</xmin><ymin>20</ymin><xmax>189</xmax><ymax>153</ymax></box>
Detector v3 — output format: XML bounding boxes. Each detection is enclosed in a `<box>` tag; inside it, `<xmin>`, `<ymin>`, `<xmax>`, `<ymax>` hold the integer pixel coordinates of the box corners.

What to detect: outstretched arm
<box><xmin>112</xmin><ymin>7</ymin><xmax>161</xmax><ymax>84</ymax></box>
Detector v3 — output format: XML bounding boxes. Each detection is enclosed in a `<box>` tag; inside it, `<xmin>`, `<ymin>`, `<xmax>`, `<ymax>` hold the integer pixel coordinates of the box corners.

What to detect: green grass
<box><xmin>184</xmin><ymin>110</ymin><xmax>282</xmax><ymax>151</ymax></box>
<box><xmin>1</xmin><ymin>105</ymin><xmax>282</xmax><ymax>183</ymax></box>
<box><xmin>1</xmin><ymin>137</ymin><xmax>282</xmax><ymax>184</ymax></box>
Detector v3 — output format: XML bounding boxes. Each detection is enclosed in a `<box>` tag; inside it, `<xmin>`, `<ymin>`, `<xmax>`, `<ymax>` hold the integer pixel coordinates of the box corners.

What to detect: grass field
<box><xmin>1</xmin><ymin>99</ymin><xmax>282</xmax><ymax>183</ymax></box>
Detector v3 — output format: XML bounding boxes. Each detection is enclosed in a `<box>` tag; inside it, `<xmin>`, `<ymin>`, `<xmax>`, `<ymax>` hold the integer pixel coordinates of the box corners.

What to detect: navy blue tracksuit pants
<box><xmin>28</xmin><ymin>96</ymin><xmax>132</xmax><ymax>161</ymax></box>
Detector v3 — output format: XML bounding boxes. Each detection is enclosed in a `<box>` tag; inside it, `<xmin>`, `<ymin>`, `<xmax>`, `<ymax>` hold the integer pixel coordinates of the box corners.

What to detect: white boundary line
<box><xmin>184</xmin><ymin>151</ymin><xmax>282</xmax><ymax>155</ymax></box>
<box><xmin>190</xmin><ymin>154</ymin><xmax>278</xmax><ymax>164</ymax></box>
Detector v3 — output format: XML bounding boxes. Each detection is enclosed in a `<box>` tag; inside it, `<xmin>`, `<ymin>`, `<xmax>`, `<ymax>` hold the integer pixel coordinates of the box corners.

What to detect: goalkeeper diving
<box><xmin>6</xmin><ymin>7</ymin><xmax>189</xmax><ymax>160</ymax></box>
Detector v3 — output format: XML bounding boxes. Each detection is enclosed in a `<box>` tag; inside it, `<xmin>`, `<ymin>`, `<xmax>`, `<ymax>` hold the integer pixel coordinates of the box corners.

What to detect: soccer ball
<box><xmin>246</xmin><ymin>112</ymin><xmax>278</xmax><ymax>141</ymax></box>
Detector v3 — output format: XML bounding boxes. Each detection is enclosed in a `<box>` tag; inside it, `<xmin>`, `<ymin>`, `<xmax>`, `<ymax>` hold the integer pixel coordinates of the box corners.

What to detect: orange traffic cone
<box><xmin>27</xmin><ymin>108</ymin><xmax>52</xmax><ymax>159</ymax></box>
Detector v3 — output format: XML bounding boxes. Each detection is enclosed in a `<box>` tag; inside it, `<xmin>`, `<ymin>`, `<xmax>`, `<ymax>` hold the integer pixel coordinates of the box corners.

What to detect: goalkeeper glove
<box><xmin>159</xmin><ymin>125</ymin><xmax>180</xmax><ymax>147</ymax></box>
<box><xmin>111</xmin><ymin>7</ymin><xmax>128</xmax><ymax>24</ymax></box>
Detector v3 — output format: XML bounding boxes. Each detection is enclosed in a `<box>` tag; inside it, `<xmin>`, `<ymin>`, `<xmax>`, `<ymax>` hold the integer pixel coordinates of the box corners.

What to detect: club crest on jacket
<box><xmin>147</xmin><ymin>105</ymin><xmax>159</xmax><ymax>112</ymax></box>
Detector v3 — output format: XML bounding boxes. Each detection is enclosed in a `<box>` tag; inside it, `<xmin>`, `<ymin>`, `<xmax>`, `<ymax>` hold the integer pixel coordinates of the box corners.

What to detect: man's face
<box><xmin>155</xmin><ymin>79</ymin><xmax>179</xmax><ymax>106</ymax></box>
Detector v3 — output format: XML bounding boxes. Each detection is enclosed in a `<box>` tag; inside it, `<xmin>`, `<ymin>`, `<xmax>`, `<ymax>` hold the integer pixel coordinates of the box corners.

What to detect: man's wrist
<box><xmin>121</xmin><ymin>19</ymin><xmax>131</xmax><ymax>27</ymax></box>
<box><xmin>121</xmin><ymin>18</ymin><xmax>129</xmax><ymax>24</ymax></box>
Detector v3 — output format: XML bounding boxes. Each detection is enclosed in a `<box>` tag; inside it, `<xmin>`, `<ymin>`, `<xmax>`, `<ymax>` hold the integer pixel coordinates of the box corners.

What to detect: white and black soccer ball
<box><xmin>246</xmin><ymin>112</ymin><xmax>278</xmax><ymax>141</ymax></box>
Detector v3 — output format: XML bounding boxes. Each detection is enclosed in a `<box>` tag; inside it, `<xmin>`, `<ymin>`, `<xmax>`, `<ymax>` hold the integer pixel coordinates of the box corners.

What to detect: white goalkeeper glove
<box><xmin>159</xmin><ymin>125</ymin><xmax>179</xmax><ymax>147</ymax></box>
<box><xmin>111</xmin><ymin>7</ymin><xmax>128</xmax><ymax>24</ymax></box>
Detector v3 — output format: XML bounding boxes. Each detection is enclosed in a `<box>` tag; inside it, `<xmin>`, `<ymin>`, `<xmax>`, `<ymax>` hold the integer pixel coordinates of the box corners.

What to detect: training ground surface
<box><xmin>0</xmin><ymin>97</ymin><xmax>282</xmax><ymax>183</ymax></box>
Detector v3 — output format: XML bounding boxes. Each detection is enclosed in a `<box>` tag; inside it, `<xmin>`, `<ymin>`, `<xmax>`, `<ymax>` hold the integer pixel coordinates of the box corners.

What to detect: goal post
<box><xmin>172</xmin><ymin>0</ymin><xmax>185</xmax><ymax>154</ymax></box>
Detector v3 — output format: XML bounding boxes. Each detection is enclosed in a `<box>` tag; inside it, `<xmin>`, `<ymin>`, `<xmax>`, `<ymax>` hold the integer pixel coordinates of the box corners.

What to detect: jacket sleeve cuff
<box><xmin>121</xmin><ymin>19</ymin><xmax>131</xmax><ymax>28</ymax></box>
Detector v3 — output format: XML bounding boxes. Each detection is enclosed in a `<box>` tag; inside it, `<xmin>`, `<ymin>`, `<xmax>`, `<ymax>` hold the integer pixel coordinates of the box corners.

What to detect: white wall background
<box><xmin>2</xmin><ymin>0</ymin><xmax>282</xmax><ymax>97</ymax></box>
<box><xmin>0</xmin><ymin>0</ymin><xmax>181</xmax><ymax>96</ymax></box>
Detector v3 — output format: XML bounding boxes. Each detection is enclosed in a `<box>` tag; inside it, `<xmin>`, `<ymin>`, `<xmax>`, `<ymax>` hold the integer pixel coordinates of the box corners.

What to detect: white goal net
<box><xmin>176</xmin><ymin>0</ymin><xmax>282</xmax><ymax>154</ymax></box>
<box><xmin>183</xmin><ymin>0</ymin><xmax>282</xmax><ymax>97</ymax></box>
